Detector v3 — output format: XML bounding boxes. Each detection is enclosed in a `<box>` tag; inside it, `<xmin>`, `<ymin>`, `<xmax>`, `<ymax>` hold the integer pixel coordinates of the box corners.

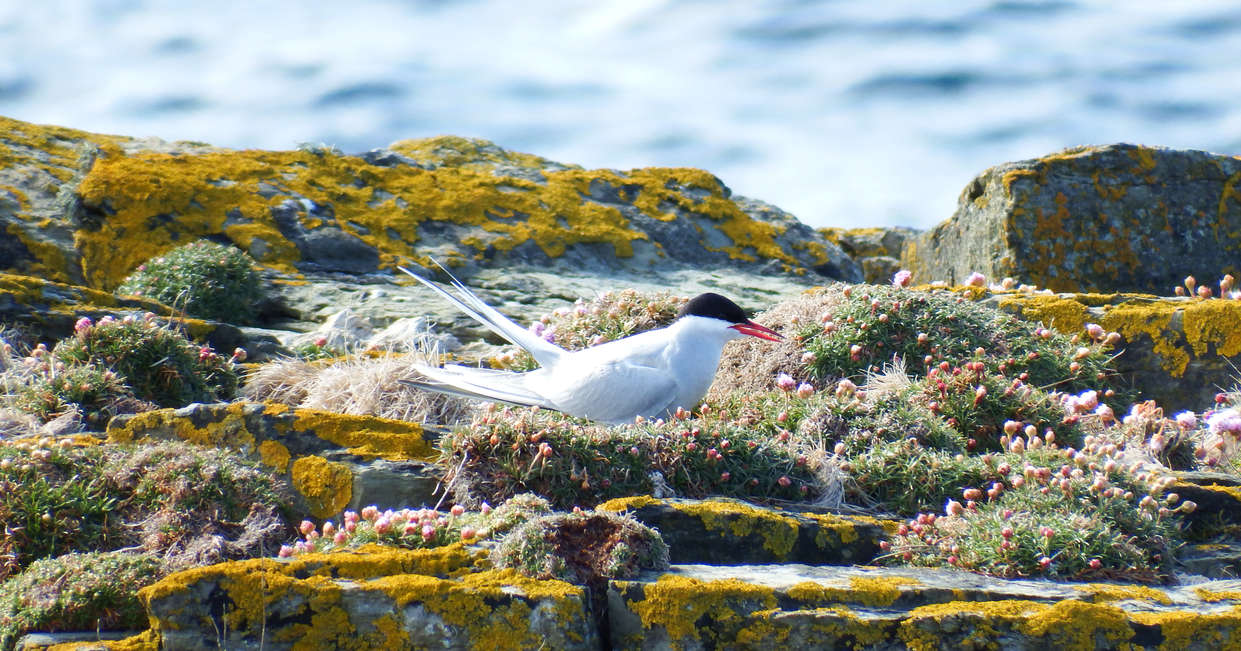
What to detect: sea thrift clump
<box><xmin>117</xmin><ymin>240</ymin><xmax>263</xmax><ymax>323</ymax></box>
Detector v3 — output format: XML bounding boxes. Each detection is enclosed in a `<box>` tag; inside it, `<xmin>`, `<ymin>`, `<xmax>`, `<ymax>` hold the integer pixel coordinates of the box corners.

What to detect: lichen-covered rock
<box><xmin>821</xmin><ymin>226</ymin><xmax>919</xmax><ymax>284</ymax></box>
<box><xmin>106</xmin><ymin>402</ymin><xmax>442</xmax><ymax>520</ymax></box>
<box><xmin>903</xmin><ymin>144</ymin><xmax>1241</xmax><ymax>293</ymax></box>
<box><xmin>988</xmin><ymin>290</ymin><xmax>1241</xmax><ymax>410</ymax></box>
<box><xmin>609</xmin><ymin>564</ymin><xmax>1241</xmax><ymax>650</ymax></box>
<box><xmin>0</xmin><ymin>115</ymin><xmax>860</xmax><ymax>294</ymax></box>
<box><xmin>596</xmin><ymin>497</ymin><xmax>888</xmax><ymax>566</ymax></box>
<box><xmin>139</xmin><ymin>546</ymin><xmax>598</xmax><ymax>650</ymax></box>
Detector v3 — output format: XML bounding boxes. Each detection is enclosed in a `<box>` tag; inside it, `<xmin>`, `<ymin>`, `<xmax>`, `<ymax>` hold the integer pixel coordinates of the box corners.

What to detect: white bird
<box><xmin>399</xmin><ymin>264</ymin><xmax>782</xmax><ymax>424</ymax></box>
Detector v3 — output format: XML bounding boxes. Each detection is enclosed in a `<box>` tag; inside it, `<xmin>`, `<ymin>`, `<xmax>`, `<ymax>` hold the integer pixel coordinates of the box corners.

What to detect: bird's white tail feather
<box><xmin>411</xmin><ymin>364</ymin><xmax>555</xmax><ymax>409</ymax></box>
<box><xmin>398</xmin><ymin>263</ymin><xmax>562</xmax><ymax>368</ymax></box>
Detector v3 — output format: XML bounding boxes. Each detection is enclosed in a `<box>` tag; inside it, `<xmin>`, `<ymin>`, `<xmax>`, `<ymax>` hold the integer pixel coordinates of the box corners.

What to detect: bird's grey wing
<box><xmin>537</xmin><ymin>361</ymin><xmax>680</xmax><ymax>425</ymax></box>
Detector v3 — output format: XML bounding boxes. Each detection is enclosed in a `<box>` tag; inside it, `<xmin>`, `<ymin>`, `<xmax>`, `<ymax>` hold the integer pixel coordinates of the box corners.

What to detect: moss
<box><xmin>625</xmin><ymin>574</ymin><xmax>778</xmax><ymax>644</ymax></box>
<box><xmin>290</xmin><ymin>455</ymin><xmax>353</xmax><ymax>519</ymax></box>
<box><xmin>292</xmin><ymin>409</ymin><xmax>435</xmax><ymax>461</ymax></box>
<box><xmin>258</xmin><ymin>439</ymin><xmax>292</xmax><ymax>472</ymax></box>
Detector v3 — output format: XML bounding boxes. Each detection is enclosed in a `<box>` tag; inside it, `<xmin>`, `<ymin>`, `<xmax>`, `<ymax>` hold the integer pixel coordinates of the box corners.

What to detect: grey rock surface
<box><xmin>903</xmin><ymin>143</ymin><xmax>1241</xmax><ymax>293</ymax></box>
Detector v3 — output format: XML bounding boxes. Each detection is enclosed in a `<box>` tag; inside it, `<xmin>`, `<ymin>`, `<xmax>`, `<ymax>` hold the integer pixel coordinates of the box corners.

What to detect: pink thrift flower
<box><xmin>333</xmin><ymin>531</ymin><xmax>348</xmax><ymax>545</ymax></box>
<box><xmin>480</xmin><ymin>502</ymin><xmax>492</xmax><ymax>515</ymax></box>
<box><xmin>299</xmin><ymin>520</ymin><xmax>315</xmax><ymax>536</ymax></box>
<box><xmin>361</xmin><ymin>506</ymin><xmax>379</xmax><ymax>521</ymax></box>
<box><xmin>461</xmin><ymin>527</ymin><xmax>477</xmax><ymax>540</ymax></box>
<box><xmin>1175</xmin><ymin>411</ymin><xmax>1198</xmax><ymax>430</ymax></box>
<box><xmin>451</xmin><ymin>504</ymin><xmax>465</xmax><ymax>517</ymax></box>
<box><xmin>892</xmin><ymin>269</ymin><xmax>913</xmax><ymax>288</ymax></box>
<box><xmin>965</xmin><ymin>272</ymin><xmax>986</xmax><ymax>287</ymax></box>
<box><xmin>795</xmin><ymin>383</ymin><xmax>815</xmax><ymax>399</ymax></box>
<box><xmin>278</xmin><ymin>545</ymin><xmax>294</xmax><ymax>558</ymax></box>
<box><xmin>776</xmin><ymin>373</ymin><xmax>796</xmax><ymax>392</ymax></box>
<box><xmin>73</xmin><ymin>317</ymin><xmax>93</xmax><ymax>334</ymax></box>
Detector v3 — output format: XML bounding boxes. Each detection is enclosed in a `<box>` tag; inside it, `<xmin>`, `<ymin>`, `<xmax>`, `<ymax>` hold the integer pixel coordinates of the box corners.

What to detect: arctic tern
<box><xmin>398</xmin><ymin>264</ymin><xmax>782</xmax><ymax>424</ymax></box>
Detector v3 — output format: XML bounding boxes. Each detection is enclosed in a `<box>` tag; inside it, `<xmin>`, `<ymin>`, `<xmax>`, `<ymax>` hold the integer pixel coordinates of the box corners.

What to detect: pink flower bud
<box><xmin>299</xmin><ymin>520</ymin><xmax>316</xmax><ymax>536</ymax></box>
<box><xmin>279</xmin><ymin>545</ymin><xmax>294</xmax><ymax>558</ymax></box>
<box><xmin>778</xmin><ymin>476</ymin><xmax>792</xmax><ymax>487</ymax></box>
<box><xmin>796</xmin><ymin>383</ymin><xmax>815</xmax><ymax>399</ymax></box>
<box><xmin>451</xmin><ymin>504</ymin><xmax>465</xmax><ymax>517</ymax></box>
<box><xmin>892</xmin><ymin>269</ymin><xmax>913</xmax><ymax>288</ymax></box>
<box><xmin>965</xmin><ymin>272</ymin><xmax>986</xmax><ymax>287</ymax></box>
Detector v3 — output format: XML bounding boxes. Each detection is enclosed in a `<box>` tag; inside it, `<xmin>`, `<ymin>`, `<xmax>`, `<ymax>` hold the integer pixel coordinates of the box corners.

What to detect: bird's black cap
<box><xmin>678</xmin><ymin>293</ymin><xmax>749</xmax><ymax>324</ymax></box>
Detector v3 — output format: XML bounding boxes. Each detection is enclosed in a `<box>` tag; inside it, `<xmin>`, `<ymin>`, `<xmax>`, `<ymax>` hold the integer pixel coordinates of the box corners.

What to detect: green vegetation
<box><xmin>116</xmin><ymin>240</ymin><xmax>262</xmax><ymax>323</ymax></box>
<box><xmin>0</xmin><ymin>551</ymin><xmax>164</xmax><ymax>649</ymax></box>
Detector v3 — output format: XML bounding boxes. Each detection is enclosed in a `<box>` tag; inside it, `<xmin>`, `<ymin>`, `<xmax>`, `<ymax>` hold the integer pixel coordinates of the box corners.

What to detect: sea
<box><xmin>2</xmin><ymin>0</ymin><xmax>1239</xmax><ymax>230</ymax></box>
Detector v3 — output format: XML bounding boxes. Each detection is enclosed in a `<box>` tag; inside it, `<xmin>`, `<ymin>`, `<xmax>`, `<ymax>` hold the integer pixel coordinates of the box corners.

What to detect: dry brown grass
<box><xmin>242</xmin><ymin>353</ymin><xmax>473</xmax><ymax>425</ymax></box>
<box><xmin>707</xmin><ymin>285</ymin><xmax>848</xmax><ymax>402</ymax></box>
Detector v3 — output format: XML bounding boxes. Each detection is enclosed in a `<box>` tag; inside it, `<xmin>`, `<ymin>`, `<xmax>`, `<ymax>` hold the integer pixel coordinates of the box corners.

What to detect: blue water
<box><xmin>2</xmin><ymin>1</ymin><xmax>1239</xmax><ymax>229</ymax></box>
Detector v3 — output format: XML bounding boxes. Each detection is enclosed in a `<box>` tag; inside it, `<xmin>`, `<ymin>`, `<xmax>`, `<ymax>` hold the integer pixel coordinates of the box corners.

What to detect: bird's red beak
<box><xmin>731</xmin><ymin>320</ymin><xmax>783</xmax><ymax>342</ymax></box>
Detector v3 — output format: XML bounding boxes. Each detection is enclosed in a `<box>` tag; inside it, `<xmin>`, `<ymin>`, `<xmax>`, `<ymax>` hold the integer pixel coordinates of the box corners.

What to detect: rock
<box><xmin>0</xmin><ymin>271</ymin><xmax>256</xmax><ymax>356</ymax></box>
<box><xmin>139</xmin><ymin>546</ymin><xmax>599</xmax><ymax>650</ymax></box>
<box><xmin>988</xmin><ymin>290</ymin><xmax>1241</xmax><ymax>411</ymax></box>
<box><xmin>902</xmin><ymin>144</ymin><xmax>1241</xmax><ymax>293</ymax></box>
<box><xmin>0</xmin><ymin>116</ymin><xmax>860</xmax><ymax>296</ymax></box>
<box><xmin>609</xmin><ymin>563</ymin><xmax>1241</xmax><ymax>650</ymax></box>
<box><xmin>269</xmin><ymin>266</ymin><xmax>826</xmax><ymax>353</ymax></box>
<box><xmin>284</xmin><ymin>308</ymin><xmax>374</xmax><ymax>351</ymax></box>
<box><xmin>822</xmin><ymin>226</ymin><xmax>920</xmax><ymax>284</ymax></box>
<box><xmin>15</xmin><ymin>631</ymin><xmax>140</xmax><ymax>650</ymax></box>
<box><xmin>365</xmin><ymin>316</ymin><xmax>460</xmax><ymax>353</ymax></box>
<box><xmin>596</xmin><ymin>497</ymin><xmax>888</xmax><ymax>566</ymax></box>
<box><xmin>1166</xmin><ymin>472</ymin><xmax>1241</xmax><ymax>538</ymax></box>
<box><xmin>106</xmin><ymin>402</ymin><xmax>443</xmax><ymax>520</ymax></box>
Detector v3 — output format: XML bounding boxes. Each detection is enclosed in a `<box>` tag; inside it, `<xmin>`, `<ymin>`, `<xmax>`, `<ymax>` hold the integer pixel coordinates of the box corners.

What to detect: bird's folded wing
<box><xmin>398</xmin><ymin>264</ymin><xmax>563</xmax><ymax>368</ymax></box>
<box><xmin>539</xmin><ymin>361</ymin><xmax>680</xmax><ymax>425</ymax></box>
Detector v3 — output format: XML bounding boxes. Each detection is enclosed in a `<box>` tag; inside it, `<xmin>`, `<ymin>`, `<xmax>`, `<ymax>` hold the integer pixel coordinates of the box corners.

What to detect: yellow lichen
<box><xmin>292</xmin><ymin>409</ymin><xmax>435</xmax><ymax>461</ymax></box>
<box><xmin>60</xmin><ymin>128</ymin><xmax>813</xmax><ymax>290</ymax></box>
<box><xmin>625</xmin><ymin>574</ymin><xmax>778</xmax><ymax>643</ymax></box>
<box><xmin>802</xmin><ymin>512</ymin><xmax>861</xmax><ymax>546</ymax></box>
<box><xmin>105</xmin><ymin>402</ymin><xmax>258</xmax><ymax>451</ymax></box>
<box><xmin>290</xmin><ymin>455</ymin><xmax>354</xmax><ymax>519</ymax></box>
<box><xmin>1075</xmin><ymin>582</ymin><xmax>1173</xmax><ymax>605</ymax></box>
<box><xmin>671</xmin><ymin>499</ymin><xmax>799</xmax><ymax>558</ymax></box>
<box><xmin>785</xmin><ymin>576</ymin><xmax>919</xmax><ymax>609</ymax></box>
<box><xmin>900</xmin><ymin>599</ymin><xmax>1133</xmax><ymax>651</ymax></box>
<box><xmin>595</xmin><ymin>495</ymin><xmax>660</xmax><ymax>512</ymax></box>
<box><xmin>257</xmin><ymin>439</ymin><xmax>291</xmax><ymax>472</ymax></box>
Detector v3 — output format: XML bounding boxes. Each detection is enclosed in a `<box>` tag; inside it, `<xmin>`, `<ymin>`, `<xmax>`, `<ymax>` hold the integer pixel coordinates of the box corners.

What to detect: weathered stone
<box><xmin>140</xmin><ymin>546</ymin><xmax>599</xmax><ymax>650</ymax></box>
<box><xmin>106</xmin><ymin>402</ymin><xmax>442</xmax><ymax>520</ymax></box>
<box><xmin>609</xmin><ymin>564</ymin><xmax>1241</xmax><ymax>650</ymax></box>
<box><xmin>986</xmin><ymin>290</ymin><xmax>1241</xmax><ymax>411</ymax></box>
<box><xmin>0</xmin><ymin>116</ymin><xmax>860</xmax><ymax>296</ymax></box>
<box><xmin>596</xmin><ymin>497</ymin><xmax>887</xmax><ymax>566</ymax></box>
<box><xmin>902</xmin><ymin>144</ymin><xmax>1241</xmax><ymax>293</ymax></box>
